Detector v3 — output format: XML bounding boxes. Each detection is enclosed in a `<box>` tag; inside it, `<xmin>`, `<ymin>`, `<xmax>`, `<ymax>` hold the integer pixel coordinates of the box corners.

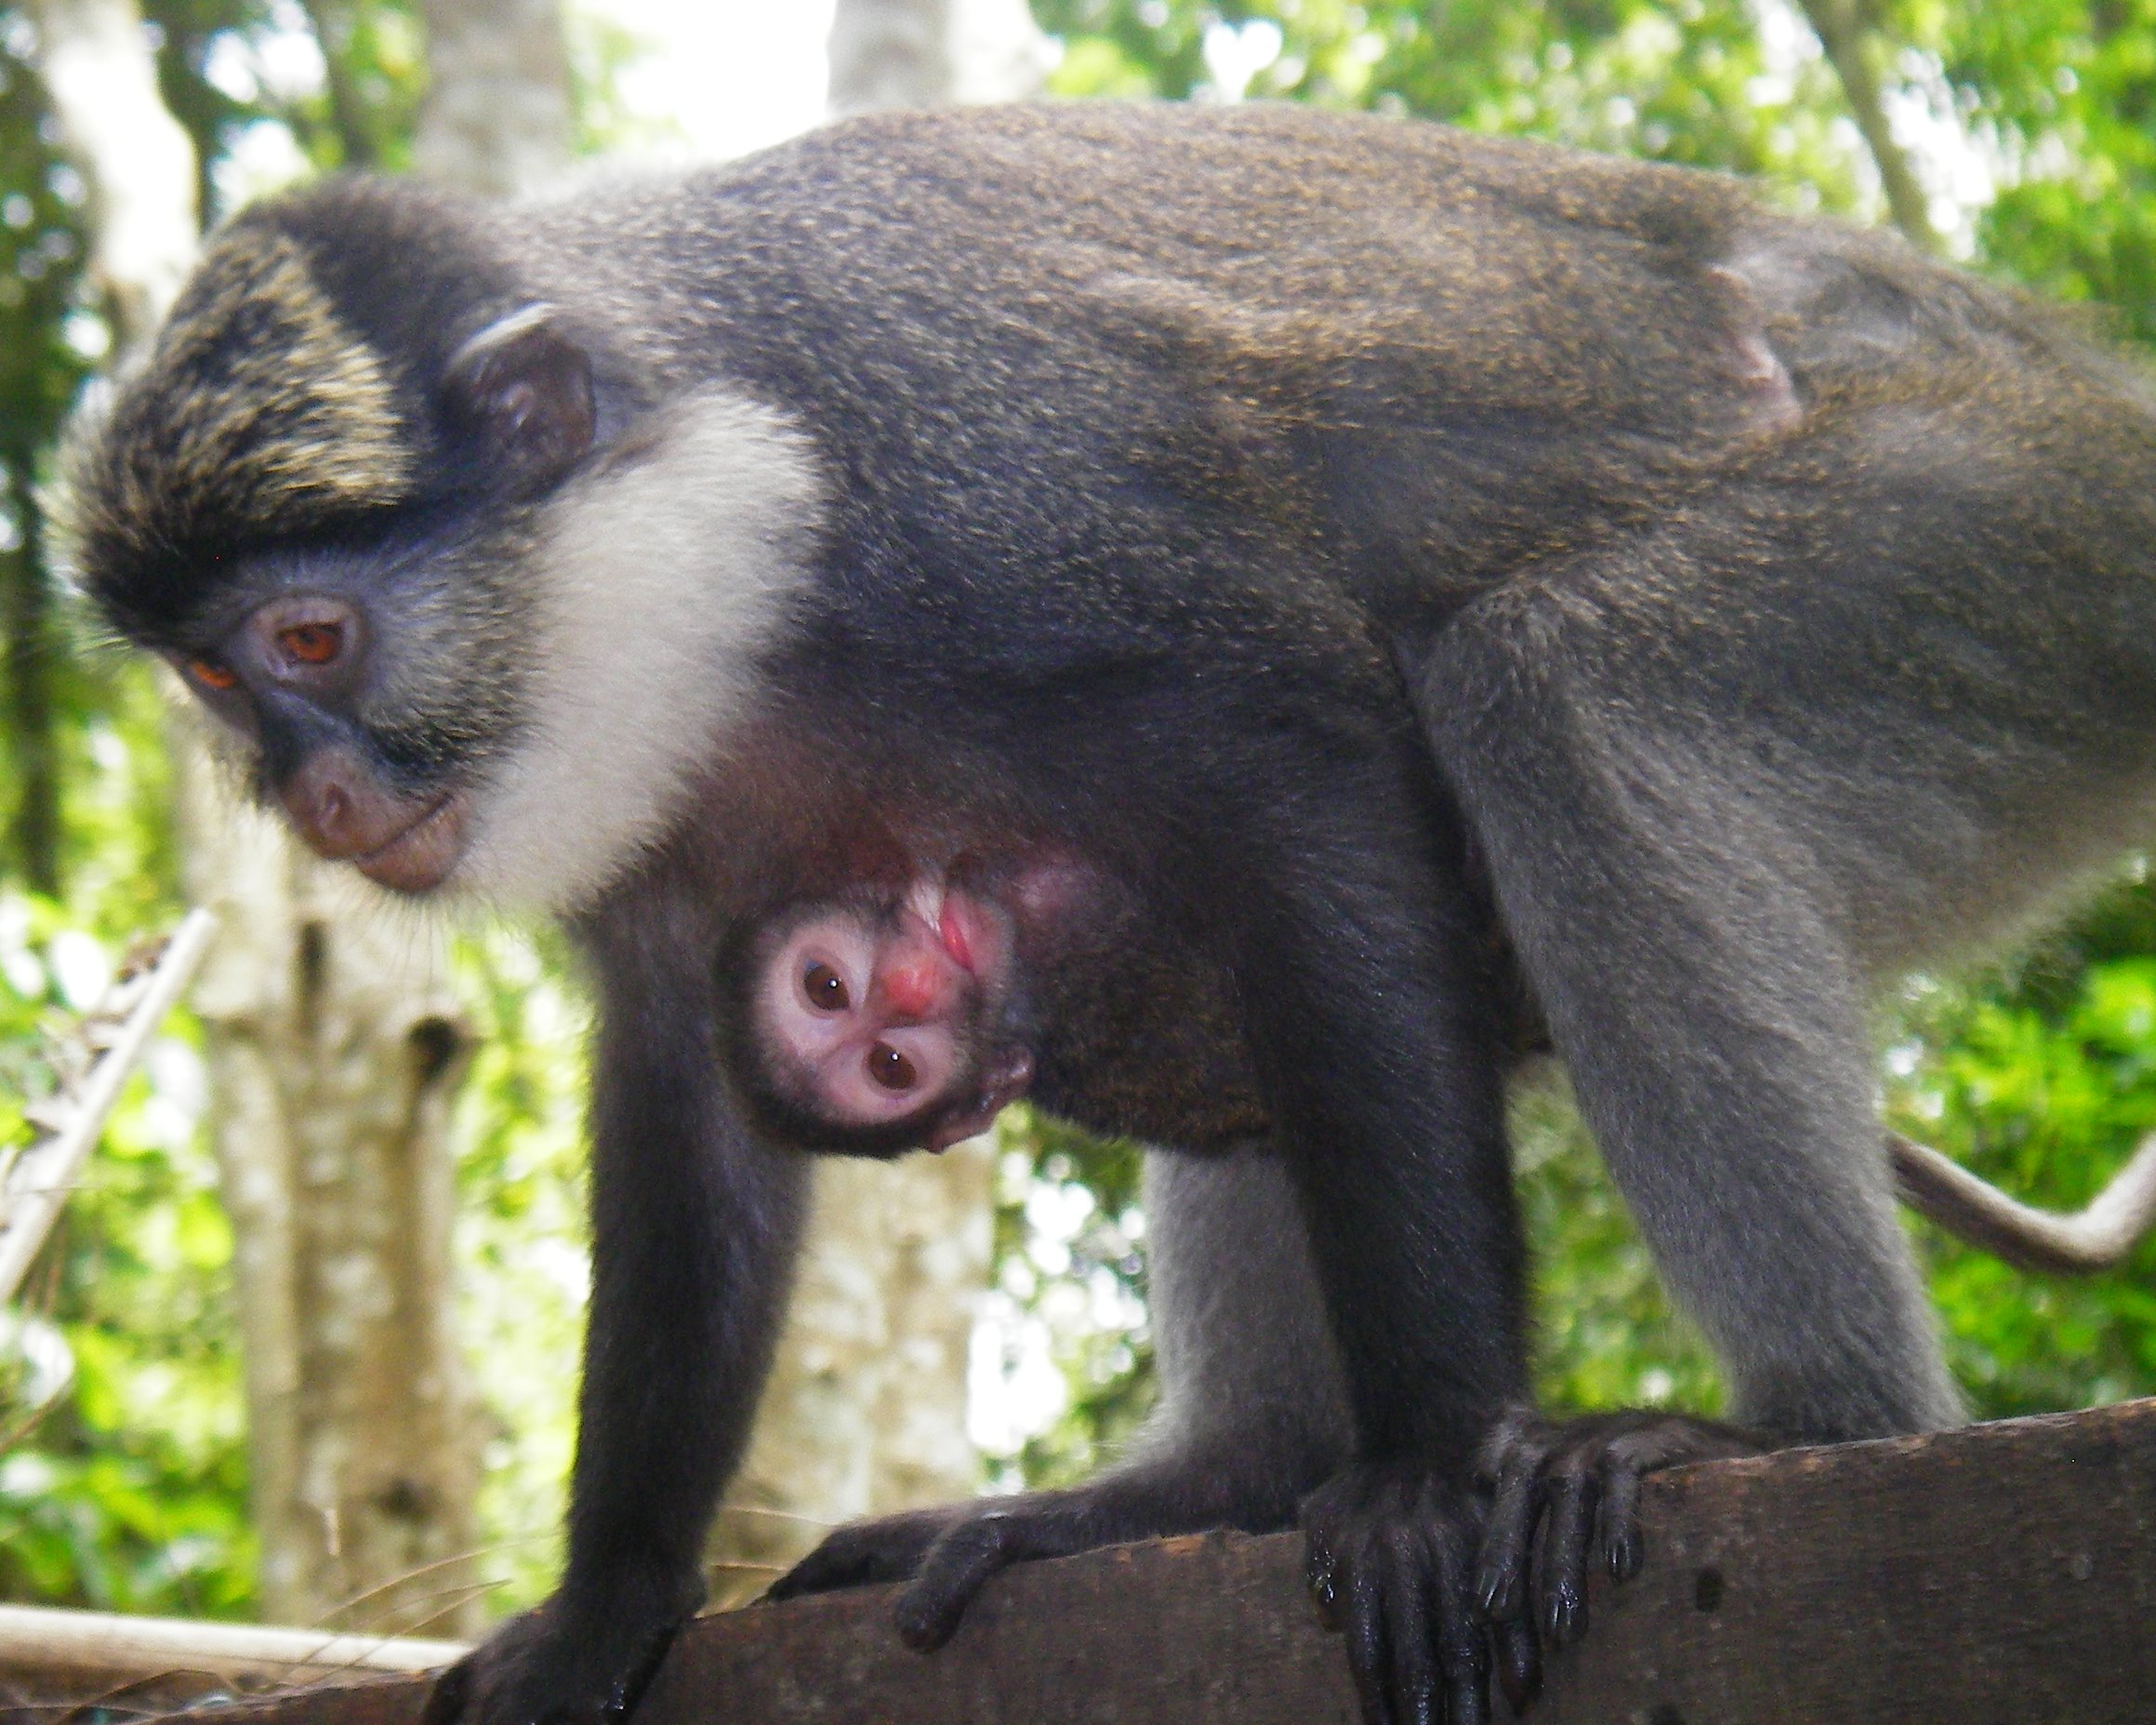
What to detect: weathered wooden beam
<box><xmin>112</xmin><ymin>1397</ymin><xmax>2156</xmax><ymax>1724</ymax></box>
<box><xmin>0</xmin><ymin>1604</ymin><xmax>461</xmax><ymax>1722</ymax></box>
<box><xmin>0</xmin><ymin>1603</ymin><xmax>465</xmax><ymax>1685</ymax></box>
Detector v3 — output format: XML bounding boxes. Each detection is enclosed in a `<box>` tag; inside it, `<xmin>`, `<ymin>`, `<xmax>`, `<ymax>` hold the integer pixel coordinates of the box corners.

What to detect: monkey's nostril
<box><xmin>880</xmin><ymin>961</ymin><xmax>941</xmax><ymax>1018</ymax></box>
<box><xmin>279</xmin><ymin>753</ymin><xmax>395</xmax><ymax>860</ymax></box>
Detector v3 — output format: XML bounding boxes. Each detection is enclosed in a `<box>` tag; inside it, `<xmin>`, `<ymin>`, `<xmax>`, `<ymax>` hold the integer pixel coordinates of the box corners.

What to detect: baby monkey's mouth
<box><xmin>904</xmin><ymin>874</ymin><xmax>984</xmax><ymax>975</ymax></box>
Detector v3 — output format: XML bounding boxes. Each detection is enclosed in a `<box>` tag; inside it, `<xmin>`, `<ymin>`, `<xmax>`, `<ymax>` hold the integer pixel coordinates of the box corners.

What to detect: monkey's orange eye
<box><xmin>279</xmin><ymin>622</ymin><xmax>344</xmax><ymax>665</ymax></box>
<box><xmin>187</xmin><ymin>657</ymin><xmax>238</xmax><ymax>691</ymax></box>
<box><xmin>867</xmin><ymin>1043</ymin><xmax>917</xmax><ymax>1092</ymax></box>
<box><xmin>801</xmin><ymin>962</ymin><xmax>850</xmax><ymax>1012</ymax></box>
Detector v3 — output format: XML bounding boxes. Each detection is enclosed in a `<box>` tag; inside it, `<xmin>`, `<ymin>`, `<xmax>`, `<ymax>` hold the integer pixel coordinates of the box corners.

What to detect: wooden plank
<box><xmin>0</xmin><ymin>1606</ymin><xmax>461</xmax><ymax>1724</ymax></box>
<box><xmin>115</xmin><ymin>1398</ymin><xmax>2156</xmax><ymax>1725</ymax></box>
<box><xmin>0</xmin><ymin>1603</ymin><xmax>465</xmax><ymax>1684</ymax></box>
<box><xmin>1536</xmin><ymin>1396</ymin><xmax>2156</xmax><ymax>1725</ymax></box>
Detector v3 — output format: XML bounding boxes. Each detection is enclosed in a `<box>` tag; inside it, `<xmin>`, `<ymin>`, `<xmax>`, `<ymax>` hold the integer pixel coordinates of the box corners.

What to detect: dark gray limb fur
<box><xmin>770</xmin><ymin>1143</ymin><xmax>1354</xmax><ymax>1642</ymax></box>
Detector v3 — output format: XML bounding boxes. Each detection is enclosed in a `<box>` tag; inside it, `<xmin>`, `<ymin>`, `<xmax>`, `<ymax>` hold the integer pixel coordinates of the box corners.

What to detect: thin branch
<box><xmin>0</xmin><ymin>1599</ymin><xmax>464</xmax><ymax>1691</ymax></box>
<box><xmin>0</xmin><ymin>910</ymin><xmax>216</xmax><ymax>1301</ymax></box>
<box><xmin>294</xmin><ymin>0</ymin><xmax>379</xmax><ymax>168</ymax></box>
<box><xmin>1798</xmin><ymin>0</ymin><xmax>1938</xmax><ymax>250</ymax></box>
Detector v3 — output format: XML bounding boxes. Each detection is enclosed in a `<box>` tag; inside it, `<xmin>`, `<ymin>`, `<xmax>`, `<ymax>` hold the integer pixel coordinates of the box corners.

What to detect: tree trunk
<box><xmin>177</xmin><ymin>763</ymin><xmax>480</xmax><ymax>1633</ymax></box>
<box><xmin>712</xmin><ymin>1150</ymin><xmax>994</xmax><ymax>1593</ymax></box>
<box><xmin>707</xmin><ymin>0</ymin><xmax>1054</xmax><ymax>1594</ymax></box>
<box><xmin>827</xmin><ymin>0</ymin><xmax>952</xmax><ymax>119</ymax></box>
<box><xmin>33</xmin><ymin>0</ymin><xmax>508</xmax><ymax>1637</ymax></box>
<box><xmin>414</xmin><ymin>0</ymin><xmax>574</xmax><ymax>196</ymax></box>
<box><xmin>32</xmin><ymin>0</ymin><xmax>195</xmax><ymax>338</ymax></box>
<box><xmin>828</xmin><ymin>0</ymin><xmax>1052</xmax><ymax>117</ymax></box>
<box><xmin>1</xmin><ymin>459</ymin><xmax>59</xmax><ymax>896</ymax></box>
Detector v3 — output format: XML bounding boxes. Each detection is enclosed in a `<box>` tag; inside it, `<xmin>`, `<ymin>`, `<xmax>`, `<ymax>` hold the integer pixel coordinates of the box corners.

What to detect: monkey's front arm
<box><xmin>1201</xmin><ymin>722</ymin><xmax>1539</xmax><ymax>1725</ymax></box>
<box><xmin>426</xmin><ymin>897</ymin><xmax>810</xmax><ymax>1725</ymax></box>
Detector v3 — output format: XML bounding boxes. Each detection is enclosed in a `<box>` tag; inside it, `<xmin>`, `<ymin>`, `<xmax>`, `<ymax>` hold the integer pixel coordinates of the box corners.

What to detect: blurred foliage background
<box><xmin>4</xmin><ymin>0</ymin><xmax>2156</xmax><ymax>1630</ymax></box>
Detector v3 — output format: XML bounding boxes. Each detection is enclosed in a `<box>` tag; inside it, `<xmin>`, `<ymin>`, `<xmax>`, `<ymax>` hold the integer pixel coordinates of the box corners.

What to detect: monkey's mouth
<box><xmin>905</xmin><ymin>875</ymin><xmax>981</xmax><ymax>975</ymax></box>
<box><xmin>354</xmin><ymin>791</ymin><xmax>470</xmax><ymax>895</ymax></box>
<box><xmin>935</xmin><ymin>894</ymin><xmax>982</xmax><ymax>973</ymax></box>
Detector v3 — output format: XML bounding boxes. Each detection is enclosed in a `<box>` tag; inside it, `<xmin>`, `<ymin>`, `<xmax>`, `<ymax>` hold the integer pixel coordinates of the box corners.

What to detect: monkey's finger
<box><xmin>1592</xmin><ymin>1444</ymin><xmax>1651</xmax><ymax>1584</ymax></box>
<box><xmin>1432</xmin><ymin>1519</ymin><xmax>1492</xmax><ymax>1725</ymax></box>
<box><xmin>1341</xmin><ymin>1559</ymin><xmax>1397</xmax><ymax>1725</ymax></box>
<box><xmin>767</xmin><ymin>1542</ymin><xmax>879</xmax><ymax>1600</ymax></box>
<box><xmin>1380</xmin><ymin>1525</ymin><xmax>1440</xmax><ymax>1725</ymax></box>
<box><xmin>893</xmin><ymin>1517</ymin><xmax>1019</xmax><ymax>1652</ymax></box>
<box><xmin>1308</xmin><ymin>1533</ymin><xmax>1345</xmax><ymax>1630</ymax></box>
<box><xmin>1491</xmin><ymin>1613</ymin><xmax>1541</xmax><ymax>1718</ymax></box>
<box><xmin>769</xmin><ymin>1515</ymin><xmax>946</xmax><ymax>1599</ymax></box>
<box><xmin>1534</xmin><ymin>1466</ymin><xmax>1600</xmax><ymax>1648</ymax></box>
<box><xmin>1589</xmin><ymin>1421</ymin><xmax>1755</xmax><ymax>1584</ymax></box>
<box><xmin>1475</xmin><ymin>1459</ymin><xmax>1542</xmax><ymax>1622</ymax></box>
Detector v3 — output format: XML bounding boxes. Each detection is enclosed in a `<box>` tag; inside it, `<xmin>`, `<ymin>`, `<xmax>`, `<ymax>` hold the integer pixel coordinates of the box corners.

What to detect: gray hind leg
<box><xmin>770</xmin><ymin>1141</ymin><xmax>1355</xmax><ymax>1644</ymax></box>
<box><xmin>1413</xmin><ymin>595</ymin><xmax>1957</xmax><ymax>1440</ymax></box>
<box><xmin>1409</xmin><ymin>571</ymin><xmax>1962</xmax><ymax>1659</ymax></box>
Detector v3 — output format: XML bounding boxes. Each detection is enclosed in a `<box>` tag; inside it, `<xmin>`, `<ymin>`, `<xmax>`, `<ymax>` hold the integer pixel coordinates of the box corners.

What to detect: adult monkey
<box><xmin>62</xmin><ymin>103</ymin><xmax>2156</xmax><ymax>1725</ymax></box>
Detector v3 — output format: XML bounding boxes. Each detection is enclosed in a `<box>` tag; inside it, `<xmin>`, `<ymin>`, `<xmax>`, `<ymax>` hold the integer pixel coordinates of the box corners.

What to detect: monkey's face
<box><xmin>750</xmin><ymin>878</ymin><xmax>1034</xmax><ymax>1148</ymax></box>
<box><xmin>66</xmin><ymin>190</ymin><xmax>827</xmax><ymax>912</ymax></box>
<box><xmin>171</xmin><ymin>565</ymin><xmax>498</xmax><ymax>894</ymax></box>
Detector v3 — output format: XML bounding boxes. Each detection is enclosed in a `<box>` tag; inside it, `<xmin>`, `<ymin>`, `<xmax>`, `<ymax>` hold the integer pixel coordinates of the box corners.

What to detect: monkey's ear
<box><xmin>926</xmin><ymin>1049</ymin><xmax>1035</xmax><ymax>1152</ymax></box>
<box><xmin>443</xmin><ymin>305</ymin><xmax>596</xmax><ymax>492</ymax></box>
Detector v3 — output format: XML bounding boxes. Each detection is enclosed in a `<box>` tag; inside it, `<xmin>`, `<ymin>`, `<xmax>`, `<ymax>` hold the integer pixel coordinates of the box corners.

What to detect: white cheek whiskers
<box><xmin>450</xmin><ymin>388</ymin><xmax>826</xmax><ymax>913</ymax></box>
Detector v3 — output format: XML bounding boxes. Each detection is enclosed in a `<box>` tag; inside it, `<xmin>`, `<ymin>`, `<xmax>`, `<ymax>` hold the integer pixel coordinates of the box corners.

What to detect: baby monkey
<box><xmin>734</xmin><ymin>854</ymin><xmax>2156</xmax><ymax>1282</ymax></box>
<box><xmin>730</xmin><ymin>847</ymin><xmax>1270</xmax><ymax>1158</ymax></box>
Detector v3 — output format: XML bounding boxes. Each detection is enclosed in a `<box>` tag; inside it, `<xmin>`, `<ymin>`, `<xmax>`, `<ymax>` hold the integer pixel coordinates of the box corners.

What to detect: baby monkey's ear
<box><xmin>443</xmin><ymin>305</ymin><xmax>596</xmax><ymax>494</ymax></box>
<box><xmin>926</xmin><ymin>1047</ymin><xmax>1035</xmax><ymax>1151</ymax></box>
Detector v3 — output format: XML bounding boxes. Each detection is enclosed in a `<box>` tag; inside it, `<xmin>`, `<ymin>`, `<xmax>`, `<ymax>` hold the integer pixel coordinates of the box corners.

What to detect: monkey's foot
<box><xmin>777</xmin><ymin>1498</ymin><xmax>1120</xmax><ymax>1651</ymax></box>
<box><xmin>1302</xmin><ymin>1461</ymin><xmax>1538</xmax><ymax>1725</ymax></box>
<box><xmin>1473</xmin><ymin>1407</ymin><xmax>1764</xmax><ymax>1654</ymax></box>
<box><xmin>420</xmin><ymin>1589</ymin><xmax>687</xmax><ymax>1725</ymax></box>
<box><xmin>775</xmin><ymin>1463</ymin><xmax>1316</xmax><ymax>1653</ymax></box>
<box><xmin>767</xmin><ymin>1504</ymin><xmax>960</xmax><ymax>1604</ymax></box>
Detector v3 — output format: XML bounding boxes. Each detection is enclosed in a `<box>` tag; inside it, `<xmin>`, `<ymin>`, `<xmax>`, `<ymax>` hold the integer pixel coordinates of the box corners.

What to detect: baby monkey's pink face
<box><xmin>752</xmin><ymin>875</ymin><xmax>1022</xmax><ymax>1145</ymax></box>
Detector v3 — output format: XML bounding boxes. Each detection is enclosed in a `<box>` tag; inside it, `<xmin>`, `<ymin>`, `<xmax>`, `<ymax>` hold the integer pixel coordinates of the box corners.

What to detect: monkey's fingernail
<box><xmin>1609</xmin><ymin>1531</ymin><xmax>1643</xmax><ymax>1582</ymax></box>
<box><xmin>894</xmin><ymin>1599</ymin><xmax>953</xmax><ymax>1653</ymax></box>
<box><xmin>1543</xmin><ymin>1588</ymin><xmax>1585</xmax><ymax>1646</ymax></box>
<box><xmin>1497</xmin><ymin>1639</ymin><xmax>1541</xmax><ymax>1718</ymax></box>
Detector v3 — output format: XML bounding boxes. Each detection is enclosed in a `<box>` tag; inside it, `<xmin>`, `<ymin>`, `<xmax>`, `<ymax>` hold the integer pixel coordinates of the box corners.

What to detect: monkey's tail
<box><xmin>1888</xmin><ymin>1130</ymin><xmax>2156</xmax><ymax>1276</ymax></box>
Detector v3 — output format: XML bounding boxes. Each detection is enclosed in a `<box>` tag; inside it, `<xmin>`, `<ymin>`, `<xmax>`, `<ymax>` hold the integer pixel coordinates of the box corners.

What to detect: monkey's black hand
<box><xmin>767</xmin><ymin>1503</ymin><xmax>962</xmax><ymax>1601</ymax></box>
<box><xmin>1303</xmin><ymin>1461</ymin><xmax>1537</xmax><ymax>1725</ymax></box>
<box><xmin>420</xmin><ymin>1592</ymin><xmax>687</xmax><ymax>1725</ymax></box>
<box><xmin>1473</xmin><ymin>1407</ymin><xmax>1764</xmax><ymax>1655</ymax></box>
<box><xmin>781</xmin><ymin>1496</ymin><xmax>1153</xmax><ymax>1652</ymax></box>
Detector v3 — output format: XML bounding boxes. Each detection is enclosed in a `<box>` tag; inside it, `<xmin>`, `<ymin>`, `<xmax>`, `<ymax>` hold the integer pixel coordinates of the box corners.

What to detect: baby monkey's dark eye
<box><xmin>802</xmin><ymin>962</ymin><xmax>849</xmax><ymax>1012</ymax></box>
<box><xmin>868</xmin><ymin>1043</ymin><xmax>917</xmax><ymax>1091</ymax></box>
